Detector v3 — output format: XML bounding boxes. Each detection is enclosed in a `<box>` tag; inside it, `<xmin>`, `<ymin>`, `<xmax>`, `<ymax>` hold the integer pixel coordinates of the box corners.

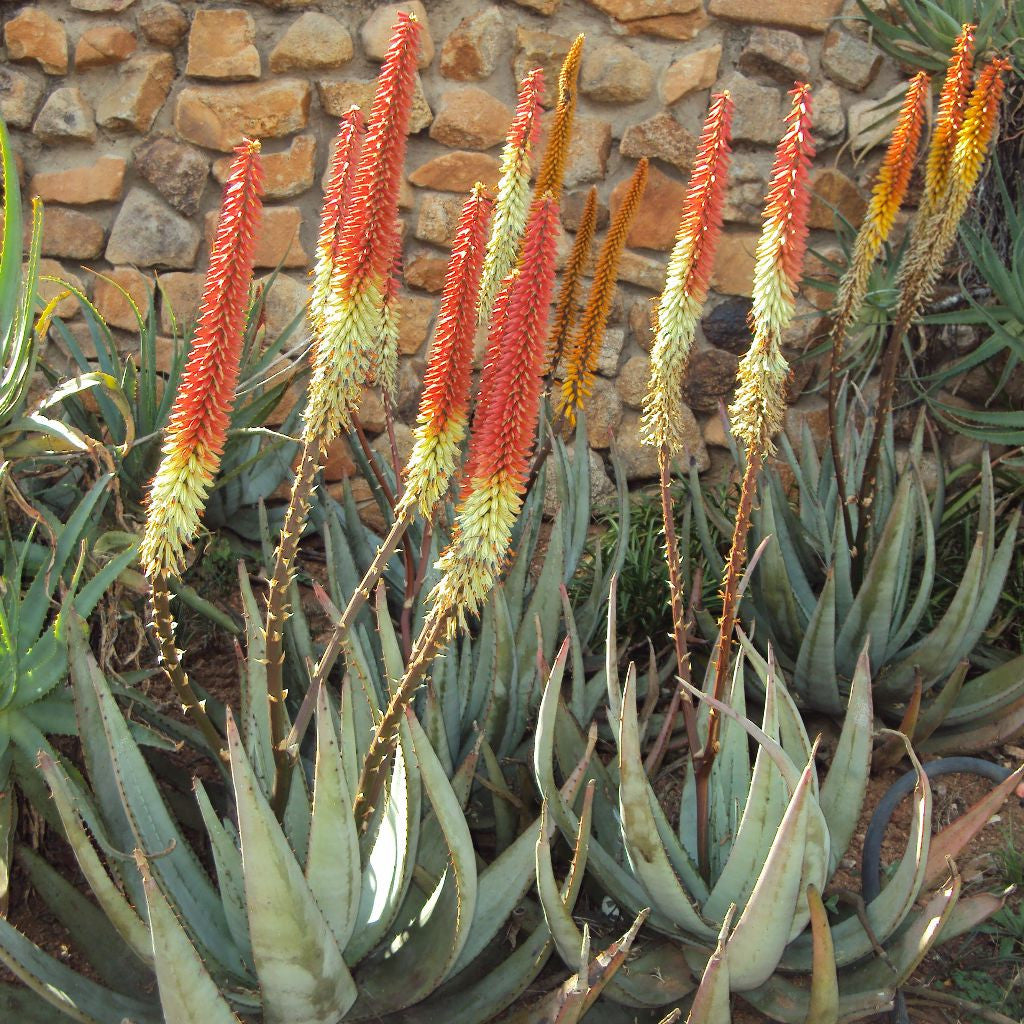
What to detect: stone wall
<box><xmin>1</xmin><ymin>0</ymin><xmax>903</xmax><ymax>505</ymax></box>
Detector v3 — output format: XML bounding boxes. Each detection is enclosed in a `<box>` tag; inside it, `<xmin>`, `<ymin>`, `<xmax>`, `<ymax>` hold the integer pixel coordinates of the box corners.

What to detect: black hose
<box><xmin>860</xmin><ymin>756</ymin><xmax>1020</xmax><ymax>1024</ymax></box>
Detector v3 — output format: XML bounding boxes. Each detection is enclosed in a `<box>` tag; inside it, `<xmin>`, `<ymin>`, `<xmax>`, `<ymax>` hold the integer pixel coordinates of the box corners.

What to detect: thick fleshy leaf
<box><xmin>685</xmin><ymin>910</ymin><xmax>733</xmax><ymax>1024</ymax></box>
<box><xmin>805</xmin><ymin>885</ymin><xmax>838</xmax><ymax>1024</ymax></box>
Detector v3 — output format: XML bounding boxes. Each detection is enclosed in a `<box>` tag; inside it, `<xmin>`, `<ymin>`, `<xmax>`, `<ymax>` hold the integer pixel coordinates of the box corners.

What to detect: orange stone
<box><xmin>37</xmin><ymin>259</ymin><xmax>84</xmax><ymax>321</ymax></box>
<box><xmin>662</xmin><ymin>44</ymin><xmax>721</xmax><ymax>104</ymax></box>
<box><xmin>175</xmin><ymin>81</ymin><xmax>312</xmax><ymax>151</ymax></box>
<box><xmin>622</xmin><ymin>9</ymin><xmax>709</xmax><ymax>39</ymax></box>
<box><xmin>710</xmin><ymin>232</ymin><xmax>759</xmax><ymax>297</ymax></box>
<box><xmin>31</xmin><ymin>156</ymin><xmax>127</xmax><ymax>206</ymax></box>
<box><xmin>807</xmin><ymin>168</ymin><xmax>866</xmax><ymax>230</ymax></box>
<box><xmin>408</xmin><ymin>151</ymin><xmax>501</xmax><ymax>192</ymax></box>
<box><xmin>708</xmin><ymin>0</ymin><xmax>843</xmax><ymax>31</ymax></box>
<box><xmin>93</xmin><ymin>266</ymin><xmax>154</xmax><ymax>330</ymax></box>
<box><xmin>95</xmin><ymin>53</ymin><xmax>175</xmax><ymax>132</ymax></box>
<box><xmin>158</xmin><ymin>272</ymin><xmax>205</xmax><ymax>334</ymax></box>
<box><xmin>186</xmin><ymin>9</ymin><xmax>261</xmax><ymax>81</ymax></box>
<box><xmin>429</xmin><ymin>87</ymin><xmax>511</xmax><ymax>151</ymax></box>
<box><xmin>38</xmin><ymin>208</ymin><xmax>106</xmax><ymax>260</ymax></box>
<box><xmin>75</xmin><ymin>26</ymin><xmax>137</xmax><ymax>69</ymax></box>
<box><xmin>405</xmin><ymin>252</ymin><xmax>448</xmax><ymax>293</ymax></box>
<box><xmin>4</xmin><ymin>9</ymin><xmax>68</xmax><ymax>75</ymax></box>
<box><xmin>396</xmin><ymin>294</ymin><xmax>435</xmax><ymax>354</ymax></box>
<box><xmin>610</xmin><ymin>165</ymin><xmax>688</xmax><ymax>251</ymax></box>
<box><xmin>214</xmin><ymin>135</ymin><xmax>316</xmax><ymax>200</ymax></box>
<box><xmin>205</xmin><ymin>207</ymin><xmax>309</xmax><ymax>268</ymax></box>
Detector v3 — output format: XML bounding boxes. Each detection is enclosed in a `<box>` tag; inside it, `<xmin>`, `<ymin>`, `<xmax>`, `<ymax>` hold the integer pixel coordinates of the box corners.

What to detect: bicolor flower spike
<box><xmin>433</xmin><ymin>195</ymin><xmax>560</xmax><ymax>629</ymax></box>
<box><xmin>534</xmin><ymin>34</ymin><xmax>584</xmax><ymax>201</ymax></box>
<box><xmin>731</xmin><ymin>83</ymin><xmax>814</xmax><ymax>454</ymax></box>
<box><xmin>547</xmin><ymin>185</ymin><xmax>598</xmax><ymax>374</ymax></box>
<box><xmin>402</xmin><ymin>184</ymin><xmax>493</xmax><ymax>518</ymax></box>
<box><xmin>309</xmin><ymin>107</ymin><xmax>364</xmax><ymax>334</ymax></box>
<box><xmin>304</xmin><ymin>13</ymin><xmax>420</xmax><ymax>448</ymax></box>
<box><xmin>140</xmin><ymin>140</ymin><xmax>264</xmax><ymax>578</ymax></box>
<box><xmin>642</xmin><ymin>92</ymin><xmax>733</xmax><ymax>453</ymax></box>
<box><xmin>561</xmin><ymin>158</ymin><xmax>649</xmax><ymax>426</ymax></box>
<box><xmin>922</xmin><ymin>24</ymin><xmax>975</xmax><ymax>218</ymax></box>
<box><xmin>831</xmin><ymin>71</ymin><xmax>928</xmax><ymax>349</ymax></box>
<box><xmin>368</xmin><ymin>239</ymin><xmax>403</xmax><ymax>399</ymax></box>
<box><xmin>477</xmin><ymin>69</ymin><xmax>544</xmax><ymax>326</ymax></box>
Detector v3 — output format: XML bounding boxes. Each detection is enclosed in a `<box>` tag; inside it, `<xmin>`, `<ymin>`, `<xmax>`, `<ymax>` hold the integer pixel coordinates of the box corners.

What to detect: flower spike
<box><xmin>534</xmin><ymin>34</ymin><xmax>584</xmax><ymax>202</ymax></box>
<box><xmin>922</xmin><ymin>24</ymin><xmax>975</xmax><ymax>219</ymax></box>
<box><xmin>305</xmin><ymin>12</ymin><xmax>421</xmax><ymax>448</ymax></box>
<box><xmin>141</xmin><ymin>140</ymin><xmax>264</xmax><ymax>579</ymax></box>
<box><xmin>547</xmin><ymin>185</ymin><xmax>598</xmax><ymax>375</ymax></box>
<box><xmin>642</xmin><ymin>92</ymin><xmax>733</xmax><ymax>453</ymax></box>
<box><xmin>731</xmin><ymin>82</ymin><xmax>814</xmax><ymax>454</ymax></box>
<box><xmin>402</xmin><ymin>184</ymin><xmax>493</xmax><ymax>518</ymax></box>
<box><xmin>478</xmin><ymin>68</ymin><xmax>544</xmax><ymax>326</ymax></box>
<box><xmin>367</xmin><ymin>237</ymin><xmax>403</xmax><ymax>398</ymax></box>
<box><xmin>560</xmin><ymin>158</ymin><xmax>649</xmax><ymax>426</ymax></box>
<box><xmin>830</xmin><ymin>72</ymin><xmax>929</xmax><ymax>352</ymax></box>
<box><xmin>433</xmin><ymin>195</ymin><xmax>561</xmax><ymax>629</ymax></box>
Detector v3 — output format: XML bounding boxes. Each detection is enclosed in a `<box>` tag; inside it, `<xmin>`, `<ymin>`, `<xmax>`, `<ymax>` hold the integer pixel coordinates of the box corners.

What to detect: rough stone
<box><xmin>562</xmin><ymin>189</ymin><xmax>609</xmax><ymax>233</ymax></box>
<box><xmin>441</xmin><ymin>8</ymin><xmax>505</xmax><ymax>82</ymax></box>
<box><xmin>610</xmin><ymin>166</ymin><xmax>688</xmax><ymax>251</ymax></box>
<box><xmin>584</xmin><ymin>378</ymin><xmax>622</xmax><ymax>449</ymax></box>
<box><xmin>317</xmin><ymin>77</ymin><xmax>431</xmax><ymax>133</ymax></box>
<box><xmin>33</xmin><ymin>88</ymin><xmax>96</xmax><ymax>143</ymax></box>
<box><xmin>107</xmin><ymin>189</ymin><xmax>201</xmax><ymax>269</ymax></box>
<box><xmin>738</xmin><ymin>28</ymin><xmax>811</xmax><ymax>83</ymax></box>
<box><xmin>40</xmin><ymin>208</ymin><xmax>105</xmax><ymax>260</ymax></box>
<box><xmin>96</xmin><ymin>52</ymin><xmax>175</xmax><ymax>132</ymax></box>
<box><xmin>186</xmin><ymin>9</ymin><xmax>261</xmax><ymax>81</ymax></box>
<box><xmin>137</xmin><ymin>2</ymin><xmax>189</xmax><ymax>48</ymax></box>
<box><xmin>174</xmin><ymin>80</ymin><xmax>311</xmax><ymax>151</ymax></box>
<box><xmin>584</xmin><ymin>0</ymin><xmax>700</xmax><ymax>18</ymax></box>
<box><xmin>214</xmin><ymin>134</ymin><xmax>315</xmax><ymax>200</ymax></box>
<box><xmin>514</xmin><ymin>28</ymin><xmax>574</xmax><ymax>109</ymax></box>
<box><xmin>815</xmin><ymin>81</ymin><xmax>846</xmax><ymax>140</ymax></box>
<box><xmin>703</xmin><ymin>297</ymin><xmax>753</xmax><ymax>354</ymax></box>
<box><xmin>270</xmin><ymin>12</ymin><xmax>353</xmax><ymax>72</ymax></box>
<box><xmin>397</xmin><ymin>294</ymin><xmax>435</xmax><ymax>354</ymax></box>
<box><xmin>618</xmin><ymin>252</ymin><xmax>666</xmax><ymax>292</ymax></box>
<box><xmin>38</xmin><ymin>260</ymin><xmax>84</xmax><ymax>321</ymax></box>
<box><xmin>722</xmin><ymin>151</ymin><xmax>774</xmax><ymax>225</ymax></box>
<box><xmin>74</xmin><ymin>26</ymin><xmax>137</xmax><ymax>69</ymax></box>
<box><xmin>71</xmin><ymin>0</ymin><xmax>136</xmax><ymax>10</ymax></box>
<box><xmin>408</xmin><ymin>151</ymin><xmax>501</xmax><ymax>192</ymax></box>
<box><xmin>510</xmin><ymin>0</ymin><xmax>561</xmax><ymax>13</ymax></box>
<box><xmin>323</xmin><ymin>436</ymin><xmax>356</xmax><ymax>481</ymax></box>
<box><xmin>0</xmin><ymin>68</ymin><xmax>44</xmax><ymax>129</ymax></box>
<box><xmin>684</xmin><ymin>348</ymin><xmax>739</xmax><ymax>412</ymax></box>
<box><xmin>703</xmin><ymin>413</ymin><xmax>730</xmax><ymax>449</ymax></box>
<box><xmin>662</xmin><ymin>45</ymin><xmax>721</xmax><ymax>104</ymax></box>
<box><xmin>784</xmin><ymin>394</ymin><xmax>830</xmax><ymax>448</ymax></box>
<box><xmin>595</xmin><ymin>326</ymin><xmax>626</xmax><ymax>377</ymax></box>
<box><xmin>544</xmin><ymin>447</ymin><xmax>615</xmax><ymax>517</ymax></box>
<box><xmin>629</xmin><ymin>296</ymin><xmax>657</xmax><ymax>349</ymax></box>
<box><xmin>405</xmin><ymin>252</ymin><xmax>448</xmax><ymax>293</ymax></box>
<box><xmin>430</xmin><ymin>88</ymin><xmax>512</xmax><ymax>150</ymax></box>
<box><xmin>617</xmin><ymin>408</ymin><xmax>707</xmax><ymax>479</ymax></box>
<box><xmin>369</xmin><ymin>421</ymin><xmax>414</xmax><ymax>465</ymax></box>
<box><xmin>848</xmin><ymin>82</ymin><xmax>907</xmax><ymax>155</ymax></box>
<box><xmin>415</xmin><ymin>193</ymin><xmax>465</xmax><ymax>246</ymax></box>
<box><xmin>716</xmin><ymin>73</ymin><xmax>782</xmax><ymax>145</ymax></box>
<box><xmin>622</xmin><ymin>10</ymin><xmax>709</xmax><ymax>39</ymax></box>
<box><xmin>135</xmin><ymin>137</ymin><xmax>209</xmax><ymax>216</ymax></box>
<box><xmin>157</xmin><ymin>272</ymin><xmax>204</xmax><ymax>332</ymax></box>
<box><xmin>581</xmin><ymin>43</ymin><xmax>654</xmax><ymax>104</ymax></box>
<box><xmin>538</xmin><ymin>113</ymin><xmax>612</xmax><ymax>187</ymax></box>
<box><xmin>204</xmin><ymin>206</ymin><xmax>307</xmax><ymax>268</ymax></box>
<box><xmin>708</xmin><ymin>0</ymin><xmax>844</xmax><ymax>32</ymax></box>
<box><xmin>361</xmin><ymin>3</ymin><xmax>434</xmax><ymax>69</ymax></box>
<box><xmin>808</xmin><ymin>168</ymin><xmax>866</xmax><ymax>230</ymax></box>
<box><xmin>256</xmin><ymin>273</ymin><xmax>307</xmax><ymax>340</ymax></box>
<box><xmin>4</xmin><ymin>10</ymin><xmax>68</xmax><ymax>75</ymax></box>
<box><xmin>822</xmin><ymin>29</ymin><xmax>882</xmax><ymax>91</ymax></box>
<box><xmin>710</xmin><ymin>232</ymin><xmax>758</xmax><ymax>297</ymax></box>
<box><xmin>620</xmin><ymin>113</ymin><xmax>696</xmax><ymax>171</ymax></box>
<box><xmin>617</xmin><ymin>354</ymin><xmax>650</xmax><ymax>409</ymax></box>
<box><xmin>93</xmin><ymin>266</ymin><xmax>153</xmax><ymax>330</ymax></box>
<box><xmin>31</xmin><ymin>156</ymin><xmax>126</xmax><ymax>205</ymax></box>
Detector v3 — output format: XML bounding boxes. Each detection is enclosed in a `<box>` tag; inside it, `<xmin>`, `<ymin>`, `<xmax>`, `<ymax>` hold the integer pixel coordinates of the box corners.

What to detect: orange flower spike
<box><xmin>141</xmin><ymin>140</ymin><xmax>264</xmax><ymax>578</ymax></box>
<box><xmin>402</xmin><ymin>184</ymin><xmax>493</xmax><ymax>517</ymax></box>
<box><xmin>368</xmin><ymin>237</ymin><xmax>403</xmax><ymax>398</ymax></box>
<box><xmin>949</xmin><ymin>58</ymin><xmax>1010</xmax><ymax>202</ymax></box>
<box><xmin>306</xmin><ymin>13</ymin><xmax>421</xmax><ymax>447</ymax></box>
<box><xmin>923</xmin><ymin>24</ymin><xmax>975</xmax><ymax>216</ymax></box>
<box><xmin>478</xmin><ymin>69</ymin><xmax>544</xmax><ymax>325</ymax></box>
<box><xmin>534</xmin><ymin>34</ymin><xmax>584</xmax><ymax>201</ymax></box>
<box><xmin>547</xmin><ymin>185</ymin><xmax>598</xmax><ymax>374</ymax></box>
<box><xmin>642</xmin><ymin>92</ymin><xmax>733</xmax><ymax>452</ymax></box>
<box><xmin>309</xmin><ymin>106</ymin><xmax>364</xmax><ymax>332</ymax></box>
<box><xmin>561</xmin><ymin>158</ymin><xmax>649</xmax><ymax>426</ymax></box>
<box><xmin>732</xmin><ymin>83</ymin><xmax>814</xmax><ymax>454</ymax></box>
<box><xmin>435</xmin><ymin>196</ymin><xmax>561</xmax><ymax>627</ymax></box>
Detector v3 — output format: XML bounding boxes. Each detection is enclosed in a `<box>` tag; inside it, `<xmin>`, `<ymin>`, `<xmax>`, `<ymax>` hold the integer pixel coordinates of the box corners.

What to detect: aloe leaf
<box><xmin>0</xmin><ymin>917</ymin><xmax>160</xmax><ymax>1024</ymax></box>
<box><xmin>136</xmin><ymin>852</ymin><xmax>243</xmax><ymax>1024</ymax></box>
<box><xmin>237</xmin><ymin>567</ymin><xmax>274</xmax><ymax>791</ymax></box>
<box><xmin>227</xmin><ymin>713</ymin><xmax>356</xmax><ymax>1023</ymax></box>
<box><xmin>805</xmin><ymin>884</ymin><xmax>839</xmax><ymax>1024</ymax></box>
<box><xmin>911</xmin><ymin>661</ymin><xmax>967</xmax><ymax>744</ymax></box>
<box><xmin>793</xmin><ymin>571</ymin><xmax>842</xmax><ymax>714</ymax></box>
<box><xmin>921</xmin><ymin>691</ymin><xmax>1024</xmax><ymax>754</ymax></box>
<box><xmin>724</xmin><ymin>757</ymin><xmax>813</xmax><ymax>990</ymax></box>
<box><xmin>686</xmin><ymin>909</ymin><xmax>733</xmax><ymax>1024</ymax></box>
<box><xmin>708</xmin><ymin>659</ymin><xmax>750</xmax><ymax>875</ymax></box>
<box><xmin>0</xmin><ymin>982</ymin><xmax>81</xmax><ymax>1024</ymax></box>
<box><xmin>818</xmin><ymin>645</ymin><xmax>872</xmax><ymax>871</ymax></box>
<box><xmin>940</xmin><ymin>653</ymin><xmax>1024</xmax><ymax>727</ymax></box>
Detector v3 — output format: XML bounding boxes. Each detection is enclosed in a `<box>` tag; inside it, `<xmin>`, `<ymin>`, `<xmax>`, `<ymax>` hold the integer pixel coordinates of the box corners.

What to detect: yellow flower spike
<box><xmin>831</xmin><ymin>72</ymin><xmax>929</xmax><ymax>354</ymax></box>
<box><xmin>730</xmin><ymin>83</ymin><xmax>814</xmax><ymax>455</ymax></box>
<box><xmin>478</xmin><ymin>69</ymin><xmax>544</xmax><ymax>326</ymax></box>
<box><xmin>560</xmin><ymin>158</ymin><xmax>649</xmax><ymax>426</ymax></box>
<box><xmin>534</xmin><ymin>34</ymin><xmax>584</xmax><ymax>202</ymax></box>
<box><xmin>922</xmin><ymin>24</ymin><xmax>975</xmax><ymax>220</ymax></box>
<box><xmin>642</xmin><ymin>92</ymin><xmax>734</xmax><ymax>454</ymax></box>
<box><xmin>547</xmin><ymin>185</ymin><xmax>598</xmax><ymax>376</ymax></box>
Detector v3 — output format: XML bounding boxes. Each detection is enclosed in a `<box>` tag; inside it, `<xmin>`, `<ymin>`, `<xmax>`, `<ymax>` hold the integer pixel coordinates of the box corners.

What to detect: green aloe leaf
<box><xmin>685</xmin><ymin>909</ymin><xmax>734</xmax><ymax>1024</ymax></box>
